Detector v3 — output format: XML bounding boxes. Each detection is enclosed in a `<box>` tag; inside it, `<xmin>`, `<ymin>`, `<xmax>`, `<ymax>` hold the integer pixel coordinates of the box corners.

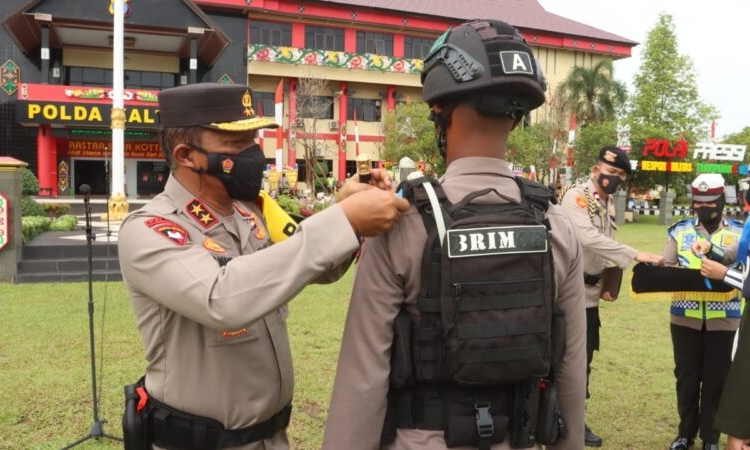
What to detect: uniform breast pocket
<box><xmin>208</xmin><ymin>322</ymin><xmax>261</xmax><ymax>347</ymax></box>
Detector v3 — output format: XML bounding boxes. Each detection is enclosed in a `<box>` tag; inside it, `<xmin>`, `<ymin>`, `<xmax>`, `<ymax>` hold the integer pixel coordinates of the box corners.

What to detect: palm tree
<box><xmin>560</xmin><ymin>59</ymin><xmax>626</xmax><ymax>127</ymax></box>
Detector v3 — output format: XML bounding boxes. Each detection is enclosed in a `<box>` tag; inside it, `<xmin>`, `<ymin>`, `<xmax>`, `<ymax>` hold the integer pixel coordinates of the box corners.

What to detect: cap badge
<box><xmin>697</xmin><ymin>181</ymin><xmax>709</xmax><ymax>192</ymax></box>
<box><xmin>221</xmin><ymin>157</ymin><xmax>234</xmax><ymax>174</ymax></box>
<box><xmin>242</xmin><ymin>90</ymin><xmax>255</xmax><ymax>117</ymax></box>
<box><xmin>603</xmin><ymin>150</ymin><xmax>617</xmax><ymax>163</ymax></box>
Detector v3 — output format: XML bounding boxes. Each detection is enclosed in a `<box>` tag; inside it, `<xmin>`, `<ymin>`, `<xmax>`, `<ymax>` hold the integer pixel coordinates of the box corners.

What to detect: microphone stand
<box><xmin>61</xmin><ymin>186</ymin><xmax>121</xmax><ymax>449</ymax></box>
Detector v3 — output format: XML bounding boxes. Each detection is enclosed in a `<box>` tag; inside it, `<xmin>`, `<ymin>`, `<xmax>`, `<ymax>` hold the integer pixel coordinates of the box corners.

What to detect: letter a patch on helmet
<box><xmin>499</xmin><ymin>51</ymin><xmax>533</xmax><ymax>75</ymax></box>
<box><xmin>144</xmin><ymin>217</ymin><xmax>189</xmax><ymax>246</ymax></box>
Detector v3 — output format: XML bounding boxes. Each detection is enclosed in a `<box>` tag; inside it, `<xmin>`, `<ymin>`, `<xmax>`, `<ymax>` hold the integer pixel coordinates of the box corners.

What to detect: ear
<box><xmin>174</xmin><ymin>143</ymin><xmax>201</xmax><ymax>170</ymax></box>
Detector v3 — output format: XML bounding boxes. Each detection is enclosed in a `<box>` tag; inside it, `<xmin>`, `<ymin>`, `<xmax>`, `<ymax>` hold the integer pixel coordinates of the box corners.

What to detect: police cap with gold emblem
<box><xmin>157</xmin><ymin>83</ymin><xmax>279</xmax><ymax>131</ymax></box>
<box><xmin>597</xmin><ymin>145</ymin><xmax>631</xmax><ymax>174</ymax></box>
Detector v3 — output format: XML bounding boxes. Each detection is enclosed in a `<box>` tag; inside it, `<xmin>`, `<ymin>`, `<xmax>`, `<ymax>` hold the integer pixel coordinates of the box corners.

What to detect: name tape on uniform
<box><xmin>447</xmin><ymin>224</ymin><xmax>548</xmax><ymax>258</ymax></box>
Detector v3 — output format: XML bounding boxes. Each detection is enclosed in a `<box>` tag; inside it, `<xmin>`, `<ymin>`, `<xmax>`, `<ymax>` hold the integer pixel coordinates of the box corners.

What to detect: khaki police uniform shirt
<box><xmin>560</xmin><ymin>179</ymin><xmax>637</xmax><ymax>309</ymax></box>
<box><xmin>322</xmin><ymin>157</ymin><xmax>587</xmax><ymax>450</ymax></box>
<box><xmin>118</xmin><ymin>176</ymin><xmax>359</xmax><ymax>450</ymax></box>
<box><xmin>663</xmin><ymin>219</ymin><xmax>741</xmax><ymax>332</ymax></box>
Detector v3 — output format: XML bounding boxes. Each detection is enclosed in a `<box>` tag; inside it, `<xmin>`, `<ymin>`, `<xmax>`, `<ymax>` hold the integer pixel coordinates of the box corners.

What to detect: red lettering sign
<box><xmin>642</xmin><ymin>138</ymin><xmax>689</xmax><ymax>159</ymax></box>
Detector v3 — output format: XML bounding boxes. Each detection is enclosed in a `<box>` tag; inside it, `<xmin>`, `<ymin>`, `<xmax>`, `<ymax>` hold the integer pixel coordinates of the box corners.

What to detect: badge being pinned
<box><xmin>144</xmin><ymin>217</ymin><xmax>189</xmax><ymax>246</ymax></box>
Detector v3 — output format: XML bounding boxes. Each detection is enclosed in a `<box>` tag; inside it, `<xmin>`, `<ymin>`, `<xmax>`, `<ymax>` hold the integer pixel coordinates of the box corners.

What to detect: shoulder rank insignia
<box><xmin>575</xmin><ymin>195</ymin><xmax>588</xmax><ymax>209</ymax></box>
<box><xmin>203</xmin><ymin>237</ymin><xmax>226</xmax><ymax>253</ymax></box>
<box><xmin>186</xmin><ymin>198</ymin><xmax>218</xmax><ymax>229</ymax></box>
<box><xmin>144</xmin><ymin>217</ymin><xmax>188</xmax><ymax>246</ymax></box>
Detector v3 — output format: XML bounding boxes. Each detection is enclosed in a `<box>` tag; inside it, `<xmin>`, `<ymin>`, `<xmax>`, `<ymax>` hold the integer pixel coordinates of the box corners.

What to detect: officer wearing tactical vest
<box><xmin>322</xmin><ymin>19</ymin><xmax>587</xmax><ymax>450</ymax></box>
<box><xmin>663</xmin><ymin>173</ymin><xmax>743</xmax><ymax>450</ymax></box>
<box><xmin>560</xmin><ymin>146</ymin><xmax>665</xmax><ymax>447</ymax></box>
<box><xmin>117</xmin><ymin>83</ymin><xmax>409</xmax><ymax>450</ymax></box>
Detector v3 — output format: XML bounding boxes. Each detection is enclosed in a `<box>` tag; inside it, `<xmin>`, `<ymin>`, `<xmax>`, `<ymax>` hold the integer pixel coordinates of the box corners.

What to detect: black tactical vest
<box><xmin>383</xmin><ymin>175</ymin><xmax>565</xmax><ymax>449</ymax></box>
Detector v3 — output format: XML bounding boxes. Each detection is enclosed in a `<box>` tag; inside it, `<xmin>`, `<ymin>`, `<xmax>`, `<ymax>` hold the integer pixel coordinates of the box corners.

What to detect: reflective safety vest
<box><xmin>668</xmin><ymin>218</ymin><xmax>743</xmax><ymax>320</ymax></box>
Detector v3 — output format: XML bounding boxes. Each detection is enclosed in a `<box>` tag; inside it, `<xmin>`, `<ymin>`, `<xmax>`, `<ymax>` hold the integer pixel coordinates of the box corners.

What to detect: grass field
<box><xmin>0</xmin><ymin>215</ymin><xmax>730</xmax><ymax>449</ymax></box>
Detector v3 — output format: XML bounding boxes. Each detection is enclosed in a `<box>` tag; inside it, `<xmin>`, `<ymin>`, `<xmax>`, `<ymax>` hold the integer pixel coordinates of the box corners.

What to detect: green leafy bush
<box><xmin>21</xmin><ymin>168</ymin><xmax>39</xmax><ymax>195</ymax></box>
<box><xmin>21</xmin><ymin>196</ymin><xmax>46</xmax><ymax>217</ymax></box>
<box><xmin>276</xmin><ymin>194</ymin><xmax>301</xmax><ymax>216</ymax></box>
<box><xmin>21</xmin><ymin>216</ymin><xmax>51</xmax><ymax>243</ymax></box>
<box><xmin>48</xmin><ymin>215</ymin><xmax>78</xmax><ymax>231</ymax></box>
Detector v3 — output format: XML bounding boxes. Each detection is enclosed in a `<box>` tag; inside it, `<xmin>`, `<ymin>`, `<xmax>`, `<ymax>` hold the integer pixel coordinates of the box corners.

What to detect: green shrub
<box><xmin>276</xmin><ymin>194</ymin><xmax>301</xmax><ymax>216</ymax></box>
<box><xmin>41</xmin><ymin>203</ymin><xmax>71</xmax><ymax>217</ymax></box>
<box><xmin>21</xmin><ymin>216</ymin><xmax>51</xmax><ymax>243</ymax></box>
<box><xmin>48</xmin><ymin>215</ymin><xmax>78</xmax><ymax>231</ymax></box>
<box><xmin>21</xmin><ymin>168</ymin><xmax>39</xmax><ymax>195</ymax></box>
<box><xmin>21</xmin><ymin>196</ymin><xmax>46</xmax><ymax>217</ymax></box>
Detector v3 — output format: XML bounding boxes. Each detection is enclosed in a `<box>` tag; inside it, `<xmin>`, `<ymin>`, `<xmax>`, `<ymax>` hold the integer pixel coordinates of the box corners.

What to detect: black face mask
<box><xmin>191</xmin><ymin>143</ymin><xmax>265</xmax><ymax>201</ymax></box>
<box><xmin>597</xmin><ymin>173</ymin><xmax>622</xmax><ymax>195</ymax></box>
<box><xmin>694</xmin><ymin>205</ymin><xmax>723</xmax><ymax>232</ymax></box>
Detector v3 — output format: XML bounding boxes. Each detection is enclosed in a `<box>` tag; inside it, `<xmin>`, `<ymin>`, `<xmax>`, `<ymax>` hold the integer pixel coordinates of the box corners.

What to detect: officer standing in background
<box><xmin>118</xmin><ymin>83</ymin><xmax>409</xmax><ymax>450</ymax></box>
<box><xmin>560</xmin><ymin>146</ymin><xmax>665</xmax><ymax>447</ymax></box>
<box><xmin>664</xmin><ymin>174</ymin><xmax>743</xmax><ymax>450</ymax></box>
<box><xmin>322</xmin><ymin>18</ymin><xmax>587</xmax><ymax>450</ymax></box>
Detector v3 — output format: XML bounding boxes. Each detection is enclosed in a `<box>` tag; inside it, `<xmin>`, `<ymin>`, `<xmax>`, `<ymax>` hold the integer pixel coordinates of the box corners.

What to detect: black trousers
<box><xmin>670</xmin><ymin>323</ymin><xmax>735</xmax><ymax>444</ymax></box>
<box><xmin>586</xmin><ymin>307</ymin><xmax>601</xmax><ymax>400</ymax></box>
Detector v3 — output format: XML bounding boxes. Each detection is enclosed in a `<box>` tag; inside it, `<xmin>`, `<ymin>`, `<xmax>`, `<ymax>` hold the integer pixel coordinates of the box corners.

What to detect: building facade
<box><xmin>1</xmin><ymin>0</ymin><xmax>635</xmax><ymax>198</ymax></box>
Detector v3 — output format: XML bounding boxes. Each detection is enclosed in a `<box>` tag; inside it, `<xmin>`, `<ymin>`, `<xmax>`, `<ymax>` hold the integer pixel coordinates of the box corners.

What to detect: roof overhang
<box><xmin>3</xmin><ymin>0</ymin><xmax>229</xmax><ymax>66</ymax></box>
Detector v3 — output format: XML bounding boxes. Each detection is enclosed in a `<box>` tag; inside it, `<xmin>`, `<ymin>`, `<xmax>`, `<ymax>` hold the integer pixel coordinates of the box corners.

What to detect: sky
<box><xmin>538</xmin><ymin>0</ymin><xmax>750</xmax><ymax>139</ymax></box>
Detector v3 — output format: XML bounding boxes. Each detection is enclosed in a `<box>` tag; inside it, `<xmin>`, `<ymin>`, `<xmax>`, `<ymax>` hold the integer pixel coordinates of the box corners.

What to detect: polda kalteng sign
<box><xmin>17</xmin><ymin>101</ymin><xmax>158</xmax><ymax>129</ymax></box>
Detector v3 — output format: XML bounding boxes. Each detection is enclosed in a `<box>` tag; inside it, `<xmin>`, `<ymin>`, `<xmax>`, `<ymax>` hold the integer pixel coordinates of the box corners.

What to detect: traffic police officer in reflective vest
<box><xmin>322</xmin><ymin>19</ymin><xmax>587</xmax><ymax>450</ymax></box>
<box><xmin>118</xmin><ymin>83</ymin><xmax>408</xmax><ymax>450</ymax></box>
<box><xmin>663</xmin><ymin>173</ymin><xmax>743</xmax><ymax>450</ymax></box>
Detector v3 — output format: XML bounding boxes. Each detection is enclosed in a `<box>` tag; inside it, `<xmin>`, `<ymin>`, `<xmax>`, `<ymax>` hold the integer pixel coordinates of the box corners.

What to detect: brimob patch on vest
<box><xmin>447</xmin><ymin>224</ymin><xmax>548</xmax><ymax>258</ymax></box>
<box><xmin>575</xmin><ymin>195</ymin><xmax>587</xmax><ymax>209</ymax></box>
<box><xmin>203</xmin><ymin>237</ymin><xmax>226</xmax><ymax>253</ymax></box>
<box><xmin>144</xmin><ymin>217</ymin><xmax>189</xmax><ymax>246</ymax></box>
<box><xmin>186</xmin><ymin>198</ymin><xmax>218</xmax><ymax>228</ymax></box>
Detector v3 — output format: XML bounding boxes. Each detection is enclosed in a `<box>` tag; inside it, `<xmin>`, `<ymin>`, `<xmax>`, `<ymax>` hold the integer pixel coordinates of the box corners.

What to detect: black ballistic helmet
<box><xmin>421</xmin><ymin>19</ymin><xmax>547</xmax><ymax>116</ymax></box>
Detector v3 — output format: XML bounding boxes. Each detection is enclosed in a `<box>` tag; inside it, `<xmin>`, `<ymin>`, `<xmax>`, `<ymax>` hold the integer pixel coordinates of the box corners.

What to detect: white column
<box><xmin>111</xmin><ymin>0</ymin><xmax>125</xmax><ymax>197</ymax></box>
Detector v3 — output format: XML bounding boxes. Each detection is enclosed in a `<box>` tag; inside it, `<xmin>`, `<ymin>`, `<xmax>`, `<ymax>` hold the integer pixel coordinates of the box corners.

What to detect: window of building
<box><xmin>251</xmin><ymin>20</ymin><xmax>292</xmax><ymax>46</ymax></box>
<box><xmin>347</xmin><ymin>98</ymin><xmax>381</xmax><ymax>122</ymax></box>
<box><xmin>404</xmin><ymin>36</ymin><xmax>433</xmax><ymax>59</ymax></box>
<box><xmin>252</xmin><ymin>91</ymin><xmax>276</xmax><ymax>118</ymax></box>
<box><xmin>298</xmin><ymin>96</ymin><xmax>334</xmax><ymax>119</ymax></box>
<box><xmin>305</xmin><ymin>26</ymin><xmax>344</xmax><ymax>51</ymax></box>
<box><xmin>356</xmin><ymin>31</ymin><xmax>393</xmax><ymax>56</ymax></box>
<box><xmin>66</xmin><ymin>67</ymin><xmax>176</xmax><ymax>89</ymax></box>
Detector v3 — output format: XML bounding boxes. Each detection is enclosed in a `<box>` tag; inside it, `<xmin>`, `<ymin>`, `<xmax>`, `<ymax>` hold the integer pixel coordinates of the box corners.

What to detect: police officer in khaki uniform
<box><xmin>118</xmin><ymin>83</ymin><xmax>409</xmax><ymax>450</ymax></box>
<box><xmin>560</xmin><ymin>147</ymin><xmax>665</xmax><ymax>447</ymax></box>
<box><xmin>322</xmin><ymin>19</ymin><xmax>587</xmax><ymax>450</ymax></box>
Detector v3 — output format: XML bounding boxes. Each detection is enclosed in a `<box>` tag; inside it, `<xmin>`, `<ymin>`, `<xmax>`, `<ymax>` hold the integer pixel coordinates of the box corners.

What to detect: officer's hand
<box><xmin>726</xmin><ymin>435</ymin><xmax>750</xmax><ymax>450</ymax></box>
<box><xmin>635</xmin><ymin>252</ymin><xmax>665</xmax><ymax>265</ymax></box>
<box><xmin>339</xmin><ymin>188</ymin><xmax>410</xmax><ymax>237</ymax></box>
<box><xmin>700</xmin><ymin>257</ymin><xmax>729</xmax><ymax>280</ymax></box>
<box><xmin>691</xmin><ymin>240</ymin><xmax>712</xmax><ymax>258</ymax></box>
<box><xmin>336</xmin><ymin>169</ymin><xmax>394</xmax><ymax>202</ymax></box>
<box><xmin>601</xmin><ymin>291</ymin><xmax>617</xmax><ymax>302</ymax></box>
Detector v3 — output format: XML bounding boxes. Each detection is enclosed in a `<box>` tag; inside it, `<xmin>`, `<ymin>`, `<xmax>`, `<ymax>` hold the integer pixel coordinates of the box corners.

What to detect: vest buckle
<box><xmin>474</xmin><ymin>402</ymin><xmax>494</xmax><ymax>438</ymax></box>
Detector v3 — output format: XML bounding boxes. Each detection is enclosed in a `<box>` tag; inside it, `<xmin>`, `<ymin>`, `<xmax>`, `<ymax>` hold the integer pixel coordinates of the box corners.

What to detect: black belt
<box><xmin>148</xmin><ymin>397</ymin><xmax>292</xmax><ymax>450</ymax></box>
<box><xmin>583</xmin><ymin>273</ymin><xmax>601</xmax><ymax>285</ymax></box>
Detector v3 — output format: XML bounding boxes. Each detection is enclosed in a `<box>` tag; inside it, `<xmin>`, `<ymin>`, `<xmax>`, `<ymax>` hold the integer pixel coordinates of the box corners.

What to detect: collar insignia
<box><xmin>186</xmin><ymin>198</ymin><xmax>218</xmax><ymax>229</ymax></box>
<box><xmin>144</xmin><ymin>217</ymin><xmax>189</xmax><ymax>246</ymax></box>
<box><xmin>203</xmin><ymin>237</ymin><xmax>226</xmax><ymax>253</ymax></box>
